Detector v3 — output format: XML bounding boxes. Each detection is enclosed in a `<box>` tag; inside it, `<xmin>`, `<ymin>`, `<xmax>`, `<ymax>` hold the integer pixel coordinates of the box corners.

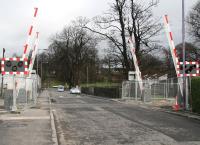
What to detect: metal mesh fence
<box><xmin>122</xmin><ymin>78</ymin><xmax>187</xmax><ymax>102</ymax></box>
<box><xmin>0</xmin><ymin>74</ymin><xmax>41</xmax><ymax>110</ymax></box>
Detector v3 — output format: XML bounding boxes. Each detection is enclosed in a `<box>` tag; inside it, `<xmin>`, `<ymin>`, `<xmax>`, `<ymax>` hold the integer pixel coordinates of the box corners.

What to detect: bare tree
<box><xmin>48</xmin><ymin>19</ymin><xmax>99</xmax><ymax>87</ymax></box>
<box><xmin>188</xmin><ymin>1</ymin><xmax>200</xmax><ymax>42</ymax></box>
<box><xmin>127</xmin><ymin>0</ymin><xmax>161</xmax><ymax>54</ymax></box>
<box><xmin>137</xmin><ymin>52</ymin><xmax>168</xmax><ymax>78</ymax></box>
<box><xmin>84</xmin><ymin>0</ymin><xmax>162</xmax><ymax>76</ymax></box>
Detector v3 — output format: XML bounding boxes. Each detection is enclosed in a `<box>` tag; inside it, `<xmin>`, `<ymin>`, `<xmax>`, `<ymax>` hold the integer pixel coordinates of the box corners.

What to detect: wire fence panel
<box><xmin>122</xmin><ymin>78</ymin><xmax>188</xmax><ymax>102</ymax></box>
<box><xmin>0</xmin><ymin>74</ymin><xmax>41</xmax><ymax>110</ymax></box>
<box><xmin>16</xmin><ymin>76</ymin><xmax>27</xmax><ymax>108</ymax></box>
<box><xmin>122</xmin><ymin>81</ymin><xmax>143</xmax><ymax>100</ymax></box>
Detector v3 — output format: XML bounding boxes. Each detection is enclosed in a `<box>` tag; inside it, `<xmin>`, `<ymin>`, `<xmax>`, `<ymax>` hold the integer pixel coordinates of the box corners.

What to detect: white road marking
<box><xmin>0</xmin><ymin>116</ymin><xmax>50</xmax><ymax>121</ymax></box>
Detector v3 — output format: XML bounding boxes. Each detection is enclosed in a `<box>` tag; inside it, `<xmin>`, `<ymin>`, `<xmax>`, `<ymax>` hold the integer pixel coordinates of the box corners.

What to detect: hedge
<box><xmin>81</xmin><ymin>87</ymin><xmax>121</xmax><ymax>98</ymax></box>
<box><xmin>191</xmin><ymin>77</ymin><xmax>200</xmax><ymax>113</ymax></box>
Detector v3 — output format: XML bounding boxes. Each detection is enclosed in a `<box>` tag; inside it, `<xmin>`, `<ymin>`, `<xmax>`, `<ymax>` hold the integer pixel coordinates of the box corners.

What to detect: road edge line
<box><xmin>52</xmin><ymin>110</ymin><xmax>66</xmax><ymax>145</ymax></box>
<box><xmin>48</xmin><ymin>91</ymin><xmax>59</xmax><ymax>145</ymax></box>
<box><xmin>50</xmin><ymin>110</ymin><xmax>59</xmax><ymax>145</ymax></box>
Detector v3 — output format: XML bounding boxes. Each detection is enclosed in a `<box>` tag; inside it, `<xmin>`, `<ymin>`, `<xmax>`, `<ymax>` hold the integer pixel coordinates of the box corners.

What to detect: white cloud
<box><xmin>0</xmin><ymin>0</ymin><xmax>111</xmax><ymax>57</ymax></box>
<box><xmin>0</xmin><ymin>0</ymin><xmax>198</xmax><ymax>57</ymax></box>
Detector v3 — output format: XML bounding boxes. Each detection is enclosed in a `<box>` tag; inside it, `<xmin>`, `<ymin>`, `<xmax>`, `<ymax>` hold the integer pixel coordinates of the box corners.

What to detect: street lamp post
<box><xmin>36</xmin><ymin>49</ymin><xmax>48</xmax><ymax>88</ymax></box>
<box><xmin>36</xmin><ymin>49</ymin><xmax>47</xmax><ymax>75</ymax></box>
<box><xmin>182</xmin><ymin>0</ymin><xmax>188</xmax><ymax>110</ymax></box>
<box><xmin>41</xmin><ymin>62</ymin><xmax>49</xmax><ymax>87</ymax></box>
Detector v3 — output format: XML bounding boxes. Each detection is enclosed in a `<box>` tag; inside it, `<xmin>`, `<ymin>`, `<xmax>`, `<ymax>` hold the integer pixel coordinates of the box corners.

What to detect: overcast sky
<box><xmin>0</xmin><ymin>0</ymin><xmax>198</xmax><ymax>57</ymax></box>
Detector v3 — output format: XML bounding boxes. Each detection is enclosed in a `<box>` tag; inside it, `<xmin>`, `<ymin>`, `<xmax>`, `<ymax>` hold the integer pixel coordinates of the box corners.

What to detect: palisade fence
<box><xmin>0</xmin><ymin>75</ymin><xmax>41</xmax><ymax>110</ymax></box>
<box><xmin>122</xmin><ymin>77</ymin><xmax>190</xmax><ymax>102</ymax></box>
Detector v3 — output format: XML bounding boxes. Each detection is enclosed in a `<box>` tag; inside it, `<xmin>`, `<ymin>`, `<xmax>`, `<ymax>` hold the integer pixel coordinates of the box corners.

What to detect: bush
<box><xmin>191</xmin><ymin>77</ymin><xmax>200</xmax><ymax>113</ymax></box>
<box><xmin>81</xmin><ymin>87</ymin><xmax>121</xmax><ymax>98</ymax></box>
<box><xmin>94</xmin><ymin>87</ymin><xmax>120</xmax><ymax>98</ymax></box>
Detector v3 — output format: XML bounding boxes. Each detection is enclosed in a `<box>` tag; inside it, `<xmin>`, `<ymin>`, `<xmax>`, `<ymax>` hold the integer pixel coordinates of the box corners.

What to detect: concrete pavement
<box><xmin>0</xmin><ymin>90</ymin><xmax>54</xmax><ymax>145</ymax></box>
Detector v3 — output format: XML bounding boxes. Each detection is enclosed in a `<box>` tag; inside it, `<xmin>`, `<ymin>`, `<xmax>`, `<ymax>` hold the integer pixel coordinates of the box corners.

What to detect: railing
<box><xmin>0</xmin><ymin>74</ymin><xmax>41</xmax><ymax>111</ymax></box>
<box><xmin>122</xmin><ymin>78</ymin><xmax>188</xmax><ymax>102</ymax></box>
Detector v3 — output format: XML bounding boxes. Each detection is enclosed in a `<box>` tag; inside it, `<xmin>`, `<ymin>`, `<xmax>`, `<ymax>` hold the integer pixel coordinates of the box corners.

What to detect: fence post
<box><xmin>25</xmin><ymin>77</ymin><xmax>28</xmax><ymax>106</ymax></box>
<box><xmin>135</xmin><ymin>81</ymin><xmax>138</xmax><ymax>101</ymax></box>
<box><xmin>128</xmin><ymin>82</ymin><xmax>130</xmax><ymax>99</ymax></box>
<box><xmin>11</xmin><ymin>75</ymin><xmax>17</xmax><ymax>111</ymax></box>
<box><xmin>153</xmin><ymin>84</ymin><xmax>155</xmax><ymax>99</ymax></box>
<box><xmin>164</xmin><ymin>83</ymin><xmax>166</xmax><ymax>99</ymax></box>
<box><xmin>186</xmin><ymin>77</ymin><xmax>189</xmax><ymax>109</ymax></box>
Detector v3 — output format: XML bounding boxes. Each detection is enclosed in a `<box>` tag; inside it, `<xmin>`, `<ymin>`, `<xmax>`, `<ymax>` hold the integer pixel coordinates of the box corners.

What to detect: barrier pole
<box><xmin>22</xmin><ymin>7</ymin><xmax>39</xmax><ymax>59</ymax></box>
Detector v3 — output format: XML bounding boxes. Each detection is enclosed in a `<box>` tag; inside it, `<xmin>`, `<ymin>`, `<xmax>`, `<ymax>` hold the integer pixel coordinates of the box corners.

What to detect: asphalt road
<box><xmin>50</xmin><ymin>89</ymin><xmax>200</xmax><ymax>145</ymax></box>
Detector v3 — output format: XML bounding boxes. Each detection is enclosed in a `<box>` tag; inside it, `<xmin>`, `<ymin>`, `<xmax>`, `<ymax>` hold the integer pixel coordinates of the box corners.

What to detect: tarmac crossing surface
<box><xmin>50</xmin><ymin>89</ymin><xmax>200</xmax><ymax>145</ymax></box>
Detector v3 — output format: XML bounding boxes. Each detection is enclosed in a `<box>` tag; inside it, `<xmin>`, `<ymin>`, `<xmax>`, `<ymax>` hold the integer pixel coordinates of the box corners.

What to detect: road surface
<box><xmin>50</xmin><ymin>89</ymin><xmax>200</xmax><ymax>145</ymax></box>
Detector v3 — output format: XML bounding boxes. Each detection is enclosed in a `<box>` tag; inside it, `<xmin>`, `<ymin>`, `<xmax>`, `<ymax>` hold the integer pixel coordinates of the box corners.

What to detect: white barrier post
<box><xmin>22</xmin><ymin>7</ymin><xmax>39</xmax><ymax>59</ymax></box>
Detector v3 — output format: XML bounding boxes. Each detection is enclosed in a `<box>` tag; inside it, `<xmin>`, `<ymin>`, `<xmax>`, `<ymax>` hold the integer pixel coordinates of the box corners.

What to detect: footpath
<box><xmin>0</xmin><ymin>90</ymin><xmax>56</xmax><ymax>145</ymax></box>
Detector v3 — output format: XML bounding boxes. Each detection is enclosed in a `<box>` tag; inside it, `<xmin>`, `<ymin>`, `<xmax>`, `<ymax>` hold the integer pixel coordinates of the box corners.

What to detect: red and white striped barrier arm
<box><xmin>22</xmin><ymin>7</ymin><xmax>39</xmax><ymax>59</ymax></box>
<box><xmin>29</xmin><ymin>32</ymin><xmax>39</xmax><ymax>72</ymax></box>
<box><xmin>1</xmin><ymin>58</ymin><xmax>29</xmax><ymax>75</ymax></box>
<box><xmin>164</xmin><ymin>15</ymin><xmax>200</xmax><ymax>77</ymax></box>
<box><xmin>163</xmin><ymin>15</ymin><xmax>179</xmax><ymax>77</ymax></box>
<box><xmin>128</xmin><ymin>37</ymin><xmax>143</xmax><ymax>91</ymax></box>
